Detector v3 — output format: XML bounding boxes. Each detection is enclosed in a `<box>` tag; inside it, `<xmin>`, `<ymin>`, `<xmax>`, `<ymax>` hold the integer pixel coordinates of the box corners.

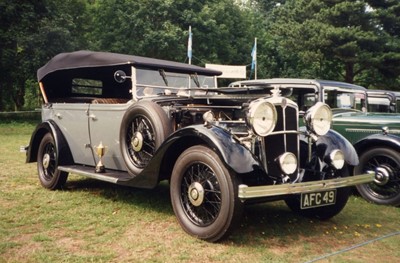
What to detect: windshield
<box><xmin>368</xmin><ymin>97</ymin><xmax>393</xmax><ymax>113</ymax></box>
<box><xmin>323</xmin><ymin>87</ymin><xmax>367</xmax><ymax>111</ymax></box>
<box><xmin>135</xmin><ymin>68</ymin><xmax>216</xmax><ymax>98</ymax></box>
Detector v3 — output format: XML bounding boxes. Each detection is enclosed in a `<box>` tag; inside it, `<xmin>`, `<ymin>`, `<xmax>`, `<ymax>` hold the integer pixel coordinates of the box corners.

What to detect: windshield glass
<box><xmin>323</xmin><ymin>87</ymin><xmax>366</xmax><ymax>111</ymax></box>
<box><xmin>368</xmin><ymin>97</ymin><xmax>392</xmax><ymax>113</ymax></box>
<box><xmin>135</xmin><ymin>68</ymin><xmax>216</xmax><ymax>97</ymax></box>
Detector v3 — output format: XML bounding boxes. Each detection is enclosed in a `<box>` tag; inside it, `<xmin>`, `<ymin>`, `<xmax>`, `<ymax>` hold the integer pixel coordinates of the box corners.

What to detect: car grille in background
<box><xmin>265</xmin><ymin>104</ymin><xmax>299</xmax><ymax>181</ymax></box>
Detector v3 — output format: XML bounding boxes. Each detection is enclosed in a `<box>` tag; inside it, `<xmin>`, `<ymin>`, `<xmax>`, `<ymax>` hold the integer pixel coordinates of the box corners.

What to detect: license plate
<box><xmin>301</xmin><ymin>189</ymin><xmax>336</xmax><ymax>209</ymax></box>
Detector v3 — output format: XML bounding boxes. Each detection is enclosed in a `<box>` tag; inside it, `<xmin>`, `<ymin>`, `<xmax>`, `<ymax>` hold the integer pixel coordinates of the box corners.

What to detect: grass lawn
<box><xmin>1</xmin><ymin>121</ymin><xmax>399</xmax><ymax>262</ymax></box>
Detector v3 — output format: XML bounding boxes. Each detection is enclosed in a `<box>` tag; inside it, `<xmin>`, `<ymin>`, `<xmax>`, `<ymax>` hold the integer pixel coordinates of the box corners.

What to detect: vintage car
<box><xmin>230</xmin><ymin>79</ymin><xmax>400</xmax><ymax>206</ymax></box>
<box><xmin>367</xmin><ymin>89</ymin><xmax>400</xmax><ymax>113</ymax></box>
<box><xmin>24</xmin><ymin>51</ymin><xmax>374</xmax><ymax>242</ymax></box>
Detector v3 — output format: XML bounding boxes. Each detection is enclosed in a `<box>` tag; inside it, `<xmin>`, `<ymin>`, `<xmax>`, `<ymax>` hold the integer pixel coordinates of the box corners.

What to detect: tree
<box><xmin>88</xmin><ymin>0</ymin><xmax>257</xmax><ymax>66</ymax></box>
<box><xmin>259</xmin><ymin>0</ymin><xmax>400</xmax><ymax>87</ymax></box>
<box><xmin>0</xmin><ymin>0</ymin><xmax>89</xmax><ymax>111</ymax></box>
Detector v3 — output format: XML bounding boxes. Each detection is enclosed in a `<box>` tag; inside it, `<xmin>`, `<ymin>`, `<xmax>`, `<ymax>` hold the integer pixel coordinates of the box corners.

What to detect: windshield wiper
<box><xmin>191</xmin><ymin>73</ymin><xmax>200</xmax><ymax>88</ymax></box>
<box><xmin>159</xmin><ymin>69</ymin><xmax>168</xmax><ymax>86</ymax></box>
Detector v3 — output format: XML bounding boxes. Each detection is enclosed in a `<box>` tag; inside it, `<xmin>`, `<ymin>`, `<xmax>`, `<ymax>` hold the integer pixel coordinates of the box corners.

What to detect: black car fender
<box><xmin>134</xmin><ymin>125</ymin><xmax>265</xmax><ymax>187</ymax></box>
<box><xmin>26</xmin><ymin>120</ymin><xmax>73</xmax><ymax>165</ymax></box>
<box><xmin>353</xmin><ymin>133</ymin><xmax>400</xmax><ymax>155</ymax></box>
<box><xmin>300</xmin><ymin>129</ymin><xmax>359</xmax><ymax>166</ymax></box>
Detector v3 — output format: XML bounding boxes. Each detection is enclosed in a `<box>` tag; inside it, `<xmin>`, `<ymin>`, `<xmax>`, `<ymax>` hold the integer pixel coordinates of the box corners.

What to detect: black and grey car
<box><xmin>24</xmin><ymin>51</ymin><xmax>374</xmax><ymax>241</ymax></box>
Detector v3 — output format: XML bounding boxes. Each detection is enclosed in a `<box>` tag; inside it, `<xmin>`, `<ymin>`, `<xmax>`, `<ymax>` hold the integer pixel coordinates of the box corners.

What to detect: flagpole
<box><xmin>188</xmin><ymin>26</ymin><xmax>192</xmax><ymax>65</ymax></box>
<box><xmin>250</xmin><ymin>37</ymin><xmax>257</xmax><ymax>80</ymax></box>
<box><xmin>254</xmin><ymin>38</ymin><xmax>257</xmax><ymax>80</ymax></box>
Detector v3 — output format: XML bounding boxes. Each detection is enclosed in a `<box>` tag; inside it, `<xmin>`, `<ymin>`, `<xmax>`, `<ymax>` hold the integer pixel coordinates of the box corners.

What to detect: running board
<box><xmin>58</xmin><ymin>165</ymin><xmax>132</xmax><ymax>184</ymax></box>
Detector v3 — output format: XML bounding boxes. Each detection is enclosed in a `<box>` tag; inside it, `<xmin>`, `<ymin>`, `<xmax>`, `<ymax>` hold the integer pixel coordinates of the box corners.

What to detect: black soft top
<box><xmin>37</xmin><ymin>50</ymin><xmax>221</xmax><ymax>81</ymax></box>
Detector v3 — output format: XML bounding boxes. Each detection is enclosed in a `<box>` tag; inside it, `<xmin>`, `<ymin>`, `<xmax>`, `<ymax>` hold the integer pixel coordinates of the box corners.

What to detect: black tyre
<box><xmin>285</xmin><ymin>166</ymin><xmax>350</xmax><ymax>220</ymax></box>
<box><xmin>355</xmin><ymin>147</ymin><xmax>400</xmax><ymax>206</ymax></box>
<box><xmin>37</xmin><ymin>133</ymin><xmax>68</xmax><ymax>190</ymax></box>
<box><xmin>170</xmin><ymin>145</ymin><xmax>243</xmax><ymax>242</ymax></box>
<box><xmin>120</xmin><ymin>101</ymin><xmax>172</xmax><ymax>175</ymax></box>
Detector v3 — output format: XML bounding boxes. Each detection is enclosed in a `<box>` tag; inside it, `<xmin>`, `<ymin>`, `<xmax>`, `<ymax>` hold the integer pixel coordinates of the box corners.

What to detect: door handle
<box><xmin>55</xmin><ymin>113</ymin><xmax>62</xmax><ymax>119</ymax></box>
<box><xmin>89</xmin><ymin>114</ymin><xmax>97</xmax><ymax>121</ymax></box>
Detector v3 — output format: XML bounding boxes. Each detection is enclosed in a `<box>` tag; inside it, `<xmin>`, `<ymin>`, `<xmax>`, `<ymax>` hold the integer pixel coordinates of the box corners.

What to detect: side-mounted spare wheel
<box><xmin>37</xmin><ymin>133</ymin><xmax>68</xmax><ymax>190</ymax></box>
<box><xmin>120</xmin><ymin>101</ymin><xmax>172</xmax><ymax>176</ymax></box>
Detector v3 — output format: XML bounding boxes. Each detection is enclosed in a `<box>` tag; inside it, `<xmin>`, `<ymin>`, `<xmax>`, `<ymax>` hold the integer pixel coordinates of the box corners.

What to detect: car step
<box><xmin>58</xmin><ymin>165</ymin><xmax>132</xmax><ymax>183</ymax></box>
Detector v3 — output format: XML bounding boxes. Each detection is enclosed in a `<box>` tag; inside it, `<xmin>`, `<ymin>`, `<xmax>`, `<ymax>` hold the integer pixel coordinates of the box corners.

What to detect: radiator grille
<box><xmin>264</xmin><ymin>104</ymin><xmax>299</xmax><ymax>180</ymax></box>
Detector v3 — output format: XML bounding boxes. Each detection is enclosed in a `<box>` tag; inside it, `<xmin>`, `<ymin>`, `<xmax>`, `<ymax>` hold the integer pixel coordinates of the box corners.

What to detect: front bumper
<box><xmin>238</xmin><ymin>173</ymin><xmax>374</xmax><ymax>200</ymax></box>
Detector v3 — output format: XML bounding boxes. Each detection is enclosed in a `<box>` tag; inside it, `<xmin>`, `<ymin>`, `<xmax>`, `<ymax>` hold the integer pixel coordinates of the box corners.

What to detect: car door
<box><xmin>88</xmin><ymin>103</ymin><xmax>130</xmax><ymax>171</ymax></box>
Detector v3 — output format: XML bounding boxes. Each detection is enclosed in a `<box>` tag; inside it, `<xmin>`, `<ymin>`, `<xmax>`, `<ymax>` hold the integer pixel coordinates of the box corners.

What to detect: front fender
<box><xmin>317</xmin><ymin>129</ymin><xmax>359</xmax><ymax>166</ymax></box>
<box><xmin>354</xmin><ymin>133</ymin><xmax>400</xmax><ymax>154</ymax></box>
<box><xmin>161</xmin><ymin>125</ymin><xmax>264</xmax><ymax>175</ymax></box>
<box><xmin>128</xmin><ymin>125</ymin><xmax>265</xmax><ymax>188</ymax></box>
<box><xmin>26</xmin><ymin>120</ymin><xmax>73</xmax><ymax>165</ymax></box>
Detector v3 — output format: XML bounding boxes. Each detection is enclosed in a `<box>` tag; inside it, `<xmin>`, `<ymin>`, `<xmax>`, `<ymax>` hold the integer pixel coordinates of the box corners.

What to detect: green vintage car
<box><xmin>230</xmin><ymin>79</ymin><xmax>400</xmax><ymax>206</ymax></box>
<box><xmin>367</xmin><ymin>89</ymin><xmax>400</xmax><ymax>113</ymax></box>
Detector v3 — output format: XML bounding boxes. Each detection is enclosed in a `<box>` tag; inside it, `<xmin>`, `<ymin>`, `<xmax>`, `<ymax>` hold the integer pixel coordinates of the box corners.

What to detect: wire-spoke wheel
<box><xmin>120</xmin><ymin>101</ymin><xmax>172</xmax><ymax>175</ymax></box>
<box><xmin>37</xmin><ymin>133</ymin><xmax>68</xmax><ymax>190</ymax></box>
<box><xmin>170</xmin><ymin>145</ymin><xmax>243</xmax><ymax>242</ymax></box>
<box><xmin>127</xmin><ymin>115</ymin><xmax>156</xmax><ymax>167</ymax></box>
<box><xmin>355</xmin><ymin>147</ymin><xmax>400</xmax><ymax>206</ymax></box>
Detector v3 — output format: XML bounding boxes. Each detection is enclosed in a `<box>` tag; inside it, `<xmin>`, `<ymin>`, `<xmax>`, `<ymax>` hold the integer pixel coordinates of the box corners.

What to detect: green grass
<box><xmin>1</xmin><ymin>121</ymin><xmax>399</xmax><ymax>262</ymax></box>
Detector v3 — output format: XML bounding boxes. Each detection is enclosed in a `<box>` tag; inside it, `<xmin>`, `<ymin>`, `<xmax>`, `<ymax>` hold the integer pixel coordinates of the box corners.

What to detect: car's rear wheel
<box><xmin>355</xmin><ymin>147</ymin><xmax>400</xmax><ymax>206</ymax></box>
<box><xmin>170</xmin><ymin>145</ymin><xmax>243</xmax><ymax>242</ymax></box>
<box><xmin>285</xmin><ymin>166</ymin><xmax>350</xmax><ymax>220</ymax></box>
<box><xmin>120</xmin><ymin>101</ymin><xmax>172</xmax><ymax>175</ymax></box>
<box><xmin>37</xmin><ymin>133</ymin><xmax>68</xmax><ymax>190</ymax></box>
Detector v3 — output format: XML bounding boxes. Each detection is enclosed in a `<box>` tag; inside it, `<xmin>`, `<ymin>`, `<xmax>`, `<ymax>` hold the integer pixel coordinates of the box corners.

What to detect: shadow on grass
<box><xmin>64</xmin><ymin>177</ymin><xmax>174</xmax><ymax>216</ymax></box>
<box><xmin>63</xmin><ymin>176</ymin><xmax>338</xmax><ymax>245</ymax></box>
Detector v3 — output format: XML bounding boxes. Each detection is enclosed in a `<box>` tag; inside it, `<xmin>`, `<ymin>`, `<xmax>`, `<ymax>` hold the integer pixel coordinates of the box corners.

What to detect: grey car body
<box><xmin>230</xmin><ymin>79</ymin><xmax>400</xmax><ymax>206</ymax></box>
<box><xmin>24</xmin><ymin>52</ymin><xmax>374</xmax><ymax>241</ymax></box>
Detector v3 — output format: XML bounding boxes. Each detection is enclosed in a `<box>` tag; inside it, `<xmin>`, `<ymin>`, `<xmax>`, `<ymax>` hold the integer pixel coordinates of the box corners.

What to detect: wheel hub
<box><xmin>188</xmin><ymin>182</ymin><xmax>205</xmax><ymax>207</ymax></box>
<box><xmin>131</xmin><ymin>132</ymin><xmax>143</xmax><ymax>152</ymax></box>
<box><xmin>43</xmin><ymin>153</ymin><xmax>50</xmax><ymax>169</ymax></box>
<box><xmin>374</xmin><ymin>166</ymin><xmax>392</xmax><ymax>186</ymax></box>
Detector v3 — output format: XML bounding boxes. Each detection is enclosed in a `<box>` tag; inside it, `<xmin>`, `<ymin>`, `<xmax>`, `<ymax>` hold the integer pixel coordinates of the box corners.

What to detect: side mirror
<box><xmin>114</xmin><ymin>70</ymin><xmax>127</xmax><ymax>83</ymax></box>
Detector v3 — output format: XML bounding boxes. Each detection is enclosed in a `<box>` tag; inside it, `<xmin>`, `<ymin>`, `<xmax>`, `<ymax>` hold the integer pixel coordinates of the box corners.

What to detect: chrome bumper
<box><xmin>238</xmin><ymin>173</ymin><xmax>374</xmax><ymax>200</ymax></box>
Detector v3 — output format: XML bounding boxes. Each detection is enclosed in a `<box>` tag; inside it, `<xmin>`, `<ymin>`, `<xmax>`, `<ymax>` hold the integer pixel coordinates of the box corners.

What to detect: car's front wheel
<box><xmin>37</xmin><ymin>133</ymin><xmax>68</xmax><ymax>190</ymax></box>
<box><xmin>355</xmin><ymin>147</ymin><xmax>400</xmax><ymax>206</ymax></box>
<box><xmin>170</xmin><ymin>145</ymin><xmax>243</xmax><ymax>242</ymax></box>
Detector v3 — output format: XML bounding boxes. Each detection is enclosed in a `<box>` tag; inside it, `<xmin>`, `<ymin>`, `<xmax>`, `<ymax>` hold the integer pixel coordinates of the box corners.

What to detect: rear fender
<box><xmin>26</xmin><ymin>120</ymin><xmax>73</xmax><ymax>165</ymax></box>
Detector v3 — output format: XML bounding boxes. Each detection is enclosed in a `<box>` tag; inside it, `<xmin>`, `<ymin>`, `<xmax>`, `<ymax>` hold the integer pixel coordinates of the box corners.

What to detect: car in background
<box><xmin>22</xmin><ymin>51</ymin><xmax>374</xmax><ymax>242</ymax></box>
<box><xmin>230</xmin><ymin>79</ymin><xmax>400</xmax><ymax>206</ymax></box>
<box><xmin>367</xmin><ymin>89</ymin><xmax>400</xmax><ymax>113</ymax></box>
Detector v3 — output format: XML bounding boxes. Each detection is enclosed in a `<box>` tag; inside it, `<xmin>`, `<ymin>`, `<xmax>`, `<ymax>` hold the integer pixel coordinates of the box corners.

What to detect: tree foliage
<box><xmin>0</xmin><ymin>0</ymin><xmax>89</xmax><ymax>111</ymax></box>
<box><xmin>0</xmin><ymin>0</ymin><xmax>400</xmax><ymax>111</ymax></box>
<box><xmin>88</xmin><ymin>0</ymin><xmax>256</xmax><ymax>65</ymax></box>
<box><xmin>259</xmin><ymin>0</ymin><xmax>400</xmax><ymax>88</ymax></box>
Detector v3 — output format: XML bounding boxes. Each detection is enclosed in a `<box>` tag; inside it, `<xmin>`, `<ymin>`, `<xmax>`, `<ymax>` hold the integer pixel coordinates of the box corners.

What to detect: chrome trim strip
<box><xmin>346</xmin><ymin>128</ymin><xmax>400</xmax><ymax>134</ymax></box>
<box><xmin>238</xmin><ymin>173</ymin><xmax>374</xmax><ymax>200</ymax></box>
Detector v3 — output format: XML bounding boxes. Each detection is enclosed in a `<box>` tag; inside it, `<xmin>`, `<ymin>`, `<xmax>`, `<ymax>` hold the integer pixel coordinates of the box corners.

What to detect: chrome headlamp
<box><xmin>326</xmin><ymin>149</ymin><xmax>345</xmax><ymax>170</ymax></box>
<box><xmin>304</xmin><ymin>102</ymin><xmax>332</xmax><ymax>136</ymax></box>
<box><xmin>247</xmin><ymin>99</ymin><xmax>277</xmax><ymax>136</ymax></box>
<box><xmin>278</xmin><ymin>152</ymin><xmax>298</xmax><ymax>175</ymax></box>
